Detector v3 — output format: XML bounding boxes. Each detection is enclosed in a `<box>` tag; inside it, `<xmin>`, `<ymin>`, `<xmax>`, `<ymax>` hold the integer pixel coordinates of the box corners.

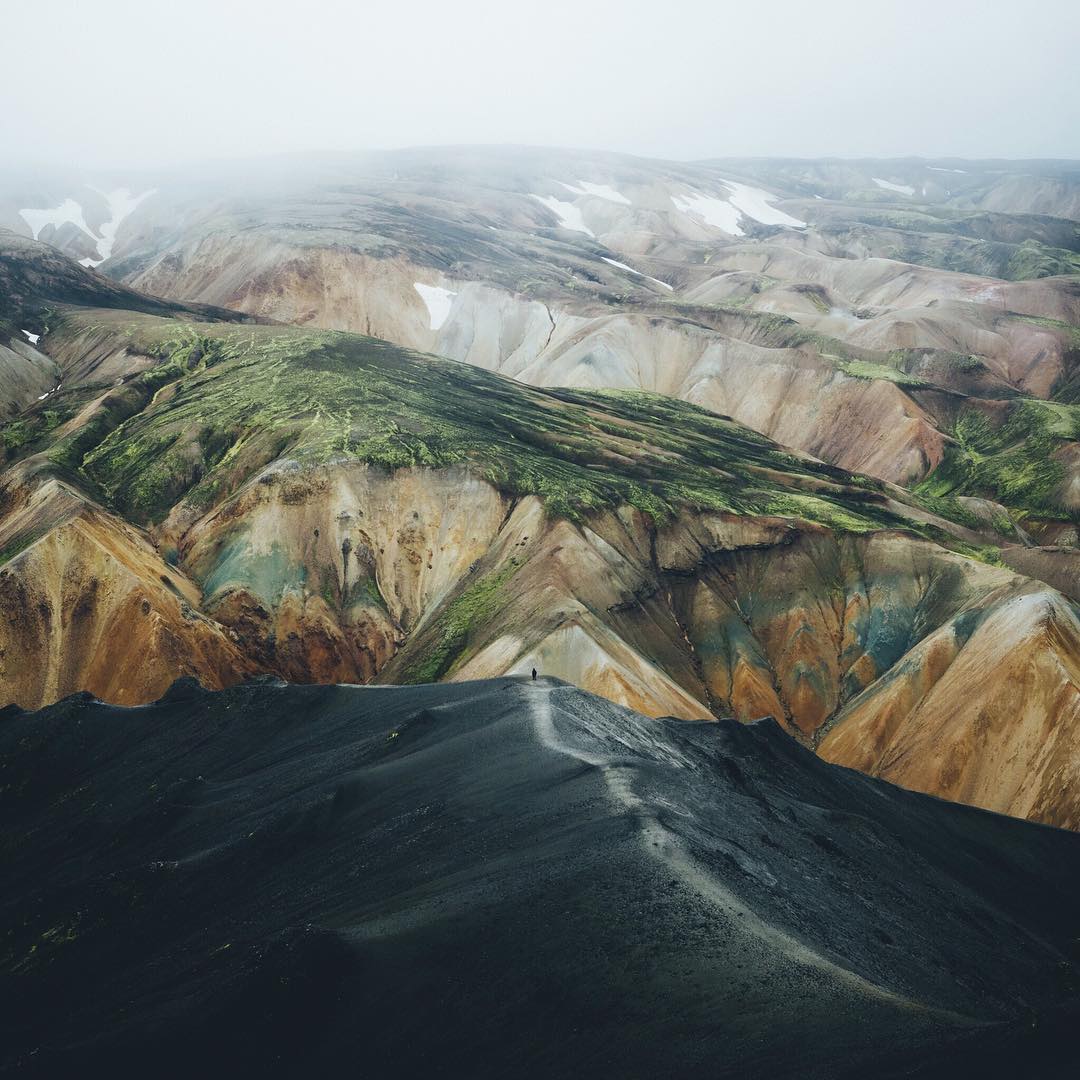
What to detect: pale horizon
<box><xmin>6</xmin><ymin>0</ymin><xmax>1080</xmax><ymax>171</ymax></box>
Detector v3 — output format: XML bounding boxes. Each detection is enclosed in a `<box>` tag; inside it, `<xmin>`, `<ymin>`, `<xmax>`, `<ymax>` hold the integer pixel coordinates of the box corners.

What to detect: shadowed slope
<box><xmin>2</xmin><ymin>678</ymin><xmax>1080</xmax><ymax>1078</ymax></box>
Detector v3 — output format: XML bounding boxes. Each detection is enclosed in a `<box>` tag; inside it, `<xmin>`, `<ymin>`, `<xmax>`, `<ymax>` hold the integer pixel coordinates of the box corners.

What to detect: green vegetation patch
<box><xmin>1011</xmin><ymin>314</ymin><xmax>1080</xmax><ymax>351</ymax></box>
<box><xmin>46</xmin><ymin>311</ymin><xmax>927</xmax><ymax>537</ymax></box>
<box><xmin>0</xmin><ymin>529</ymin><xmax>46</xmax><ymax>568</ymax></box>
<box><xmin>835</xmin><ymin>358</ymin><xmax>928</xmax><ymax>388</ymax></box>
<box><xmin>1005</xmin><ymin>241</ymin><xmax>1080</xmax><ymax>281</ymax></box>
<box><xmin>916</xmin><ymin>399</ymin><xmax>1080</xmax><ymax>518</ymax></box>
<box><xmin>401</xmin><ymin>558</ymin><xmax>523</xmax><ymax>683</ymax></box>
<box><xmin>0</xmin><ymin>397</ymin><xmax>88</xmax><ymax>465</ymax></box>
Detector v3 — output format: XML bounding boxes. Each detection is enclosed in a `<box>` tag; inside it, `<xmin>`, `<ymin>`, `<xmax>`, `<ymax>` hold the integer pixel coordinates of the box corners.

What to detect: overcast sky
<box><xmin>5</xmin><ymin>0</ymin><xmax>1080</xmax><ymax>168</ymax></box>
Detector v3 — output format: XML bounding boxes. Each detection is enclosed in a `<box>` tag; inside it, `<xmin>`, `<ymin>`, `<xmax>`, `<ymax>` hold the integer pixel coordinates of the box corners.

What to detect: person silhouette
<box><xmin>531</xmin><ymin>668</ymin><xmax>537</xmax><ymax>681</ymax></box>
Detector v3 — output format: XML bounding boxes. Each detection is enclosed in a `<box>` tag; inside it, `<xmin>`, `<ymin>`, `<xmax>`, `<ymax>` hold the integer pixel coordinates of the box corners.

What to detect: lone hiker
<box><xmin>531</xmin><ymin>668</ymin><xmax>537</xmax><ymax>681</ymax></box>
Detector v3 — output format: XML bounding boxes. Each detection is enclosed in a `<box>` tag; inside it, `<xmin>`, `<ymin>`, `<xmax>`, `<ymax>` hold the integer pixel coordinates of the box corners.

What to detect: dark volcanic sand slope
<box><xmin>3</xmin><ymin>678</ymin><xmax>1080</xmax><ymax>1078</ymax></box>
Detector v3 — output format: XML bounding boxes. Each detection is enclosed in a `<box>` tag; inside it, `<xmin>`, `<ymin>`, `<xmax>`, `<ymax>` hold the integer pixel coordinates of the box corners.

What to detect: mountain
<box><xmin>13</xmin><ymin>150</ymin><xmax>1075</xmax><ymax>498</ymax></box>
<box><xmin>12</xmin><ymin>150</ymin><xmax>1077</xmax><ymax>566</ymax></box>
<box><xmin>0</xmin><ymin>226</ymin><xmax>250</xmax><ymax>417</ymax></box>
<box><xmin>1</xmin><ymin>231</ymin><xmax>1079</xmax><ymax>826</ymax></box>
<box><xmin>3</xmin><ymin>677</ymin><xmax>1080</xmax><ymax>1078</ymax></box>
<box><xmin>8</xmin><ymin>152</ymin><xmax>1080</xmax><ymax>543</ymax></box>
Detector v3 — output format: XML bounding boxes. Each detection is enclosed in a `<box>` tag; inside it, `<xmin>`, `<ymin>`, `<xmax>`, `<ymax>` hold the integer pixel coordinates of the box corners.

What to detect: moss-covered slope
<box><xmin>16</xmin><ymin>307</ymin><xmax>947</xmax><ymax>539</ymax></box>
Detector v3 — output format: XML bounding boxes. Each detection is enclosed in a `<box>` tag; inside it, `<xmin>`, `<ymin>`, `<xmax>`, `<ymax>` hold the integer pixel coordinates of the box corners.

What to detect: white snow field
<box><xmin>601</xmin><ymin>256</ymin><xmax>673</xmax><ymax>291</ymax></box>
<box><xmin>558</xmin><ymin>181</ymin><xmax>632</xmax><ymax>205</ymax></box>
<box><xmin>529</xmin><ymin>194</ymin><xmax>596</xmax><ymax>237</ymax></box>
<box><xmin>722</xmin><ymin>180</ymin><xmax>806</xmax><ymax>228</ymax></box>
<box><xmin>90</xmin><ymin>188</ymin><xmax>156</xmax><ymax>265</ymax></box>
<box><xmin>672</xmin><ymin>179</ymin><xmax>805</xmax><ymax>235</ymax></box>
<box><xmin>413</xmin><ymin>283</ymin><xmax>458</xmax><ymax>330</ymax></box>
<box><xmin>671</xmin><ymin>192</ymin><xmax>745</xmax><ymax>235</ymax></box>
<box><xmin>21</xmin><ymin>330</ymin><xmax>40</xmax><ymax>345</ymax></box>
<box><xmin>19</xmin><ymin>188</ymin><xmax>155</xmax><ymax>267</ymax></box>
<box><xmin>19</xmin><ymin>199</ymin><xmax>97</xmax><ymax>247</ymax></box>
<box><xmin>872</xmin><ymin>177</ymin><xmax>916</xmax><ymax>196</ymax></box>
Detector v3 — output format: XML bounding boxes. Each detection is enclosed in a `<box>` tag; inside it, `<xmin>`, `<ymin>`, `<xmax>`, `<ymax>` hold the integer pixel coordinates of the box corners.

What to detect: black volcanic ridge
<box><xmin>3</xmin><ymin>677</ymin><xmax>1080</xmax><ymax>1078</ymax></box>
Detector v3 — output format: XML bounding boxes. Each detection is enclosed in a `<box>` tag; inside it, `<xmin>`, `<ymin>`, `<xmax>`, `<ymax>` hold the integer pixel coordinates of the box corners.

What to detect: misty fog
<box><xmin>5</xmin><ymin>0</ymin><xmax>1080</xmax><ymax>169</ymax></box>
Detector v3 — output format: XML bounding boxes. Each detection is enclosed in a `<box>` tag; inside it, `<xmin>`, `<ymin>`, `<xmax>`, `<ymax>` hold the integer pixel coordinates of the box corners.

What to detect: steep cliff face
<box><xmin>0</xmin><ymin>472</ymin><xmax>253</xmax><ymax>708</ymax></box>
<box><xmin>820</xmin><ymin>591</ymin><xmax>1080</xmax><ymax>828</ymax></box>
<box><xmin>170</xmin><ymin>463</ymin><xmax>510</xmax><ymax>684</ymax></box>
<box><xmin>0</xmin><ymin>287</ymin><xmax>995</xmax><ymax>716</ymax></box>
<box><xmin>5</xmin><ymin>447</ymin><xmax>1080</xmax><ymax>826</ymax></box>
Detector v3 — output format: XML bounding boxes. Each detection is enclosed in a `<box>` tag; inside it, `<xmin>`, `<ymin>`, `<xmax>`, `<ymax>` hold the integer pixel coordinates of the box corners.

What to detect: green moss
<box><xmin>989</xmin><ymin>512</ymin><xmax>1015</xmax><ymax>536</ymax></box>
<box><xmin>915</xmin><ymin>493</ymin><xmax>982</xmax><ymax>531</ymax></box>
<box><xmin>0</xmin><ymin>405</ymin><xmax>73</xmax><ymax>462</ymax></box>
<box><xmin>319</xmin><ymin>565</ymin><xmax>338</xmax><ymax>607</ymax></box>
<box><xmin>1</xmin><ymin>420</ymin><xmax>32</xmax><ymax>454</ymax></box>
<box><xmin>402</xmin><ymin>558</ymin><xmax>523</xmax><ymax>683</ymax></box>
<box><xmin>1011</xmin><ymin>314</ymin><xmax>1080</xmax><ymax>350</ymax></box>
<box><xmin>30</xmin><ymin>310</ymin><xmax>977</xmax><ymax>552</ymax></box>
<box><xmin>835</xmin><ymin>358</ymin><xmax>927</xmax><ymax>387</ymax></box>
<box><xmin>351</xmin><ymin>576</ymin><xmax>387</xmax><ymax>612</ymax></box>
<box><xmin>916</xmin><ymin>400</ymin><xmax>1078</xmax><ymax>518</ymax></box>
<box><xmin>949</xmin><ymin>542</ymin><xmax>1006</xmax><ymax>568</ymax></box>
<box><xmin>0</xmin><ymin>530</ymin><xmax>44</xmax><ymax>567</ymax></box>
<box><xmin>1005</xmin><ymin>241</ymin><xmax>1080</xmax><ymax>281</ymax></box>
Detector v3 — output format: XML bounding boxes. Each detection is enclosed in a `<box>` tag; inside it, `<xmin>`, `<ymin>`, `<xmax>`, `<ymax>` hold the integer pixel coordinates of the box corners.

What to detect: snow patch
<box><xmin>601</xmin><ymin>256</ymin><xmax>673</xmax><ymax>291</ymax></box>
<box><xmin>37</xmin><ymin>381</ymin><xmax>62</xmax><ymax>401</ymax></box>
<box><xmin>872</xmin><ymin>177</ymin><xmax>915</xmax><ymax>196</ymax></box>
<box><xmin>927</xmin><ymin>166</ymin><xmax>967</xmax><ymax>174</ymax></box>
<box><xmin>558</xmin><ymin>180</ymin><xmax>631</xmax><ymax>206</ymax></box>
<box><xmin>90</xmin><ymin>187</ymin><xmax>155</xmax><ymax>265</ymax></box>
<box><xmin>21</xmin><ymin>329</ymin><xmax>40</xmax><ymax>345</ymax></box>
<box><xmin>672</xmin><ymin>180</ymin><xmax>805</xmax><ymax>235</ymax></box>
<box><xmin>529</xmin><ymin>194</ymin><xmax>595</xmax><ymax>237</ymax></box>
<box><xmin>723</xmin><ymin>181</ymin><xmax>806</xmax><ymax>228</ymax></box>
<box><xmin>671</xmin><ymin>193</ymin><xmax>744</xmax><ymax>236</ymax></box>
<box><xmin>19</xmin><ymin>199</ymin><xmax>96</xmax><ymax>245</ymax></box>
<box><xmin>20</xmin><ymin>187</ymin><xmax>155</xmax><ymax>267</ymax></box>
<box><xmin>413</xmin><ymin>282</ymin><xmax>457</xmax><ymax>330</ymax></box>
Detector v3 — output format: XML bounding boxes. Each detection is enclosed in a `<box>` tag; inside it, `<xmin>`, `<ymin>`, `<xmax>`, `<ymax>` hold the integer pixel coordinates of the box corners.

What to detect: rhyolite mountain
<box><xmin>1</xmin><ymin>228</ymin><xmax>1079</xmax><ymax>829</ymax></box>
<box><xmin>3</xmin><ymin>677</ymin><xmax>1080</xmax><ymax>1078</ymax></box>
<box><xmin>12</xmin><ymin>151</ymin><xmax>1080</xmax><ymax>577</ymax></box>
<box><xmin>11</xmin><ymin>150</ymin><xmax>1080</xmax><ymax>503</ymax></box>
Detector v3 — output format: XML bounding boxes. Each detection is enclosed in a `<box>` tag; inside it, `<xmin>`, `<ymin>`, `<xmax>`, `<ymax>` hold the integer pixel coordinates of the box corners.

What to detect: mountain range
<box><xmin>2</xmin><ymin>149</ymin><xmax>1079</xmax><ymax>833</ymax></box>
<box><xmin>4</xmin><ymin>677</ymin><xmax>1080</xmax><ymax>1077</ymax></box>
